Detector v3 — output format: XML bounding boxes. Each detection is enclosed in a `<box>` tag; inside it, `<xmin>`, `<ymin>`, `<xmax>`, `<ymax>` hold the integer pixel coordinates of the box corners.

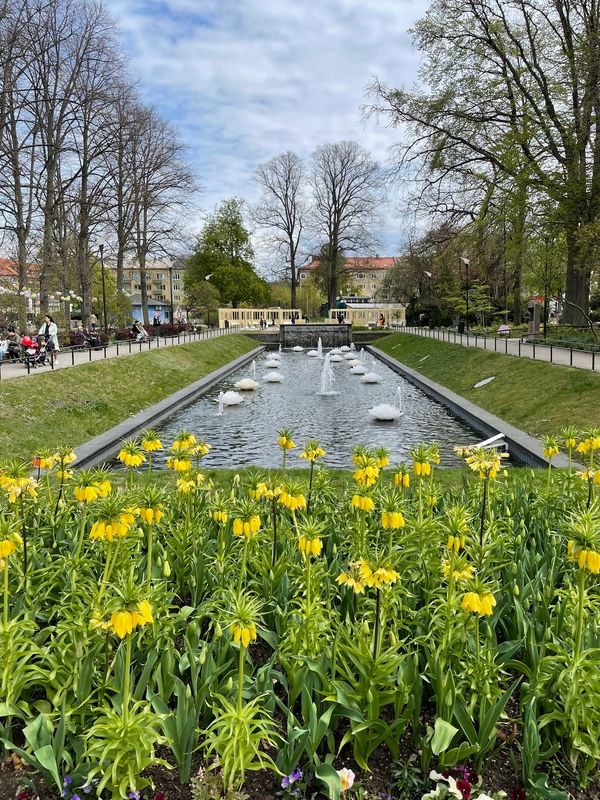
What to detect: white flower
<box><xmin>337</xmin><ymin>768</ymin><xmax>355</xmax><ymax>793</ymax></box>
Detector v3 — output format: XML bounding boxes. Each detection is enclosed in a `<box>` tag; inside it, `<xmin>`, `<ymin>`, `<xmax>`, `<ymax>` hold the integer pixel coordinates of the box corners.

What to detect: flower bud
<box><xmin>163</xmin><ymin>560</ymin><xmax>171</xmax><ymax>577</ymax></box>
<box><xmin>214</xmin><ymin>621</ymin><xmax>222</xmax><ymax>639</ymax></box>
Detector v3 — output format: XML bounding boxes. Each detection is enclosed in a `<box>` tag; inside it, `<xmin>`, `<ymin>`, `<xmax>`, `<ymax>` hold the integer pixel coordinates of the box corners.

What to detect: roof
<box><xmin>128</xmin><ymin>294</ymin><xmax>171</xmax><ymax>307</ymax></box>
<box><xmin>0</xmin><ymin>258</ymin><xmax>38</xmax><ymax>279</ymax></box>
<box><xmin>299</xmin><ymin>256</ymin><xmax>396</xmax><ymax>272</ymax></box>
<box><xmin>344</xmin><ymin>302</ymin><xmax>406</xmax><ymax>309</ymax></box>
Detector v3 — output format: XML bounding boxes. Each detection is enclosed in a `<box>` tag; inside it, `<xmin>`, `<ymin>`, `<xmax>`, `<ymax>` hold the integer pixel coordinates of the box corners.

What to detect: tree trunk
<box><xmin>139</xmin><ymin>248</ymin><xmax>150</xmax><ymax>326</ymax></box>
<box><xmin>563</xmin><ymin>223</ymin><xmax>590</xmax><ymax>325</ymax></box>
<box><xmin>289</xmin><ymin>236</ymin><xmax>297</xmax><ymax>310</ymax></box>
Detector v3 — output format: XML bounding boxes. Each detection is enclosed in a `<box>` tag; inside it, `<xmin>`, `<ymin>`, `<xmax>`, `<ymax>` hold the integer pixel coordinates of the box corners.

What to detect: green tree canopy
<box><xmin>185</xmin><ymin>198</ymin><xmax>269</xmax><ymax>308</ymax></box>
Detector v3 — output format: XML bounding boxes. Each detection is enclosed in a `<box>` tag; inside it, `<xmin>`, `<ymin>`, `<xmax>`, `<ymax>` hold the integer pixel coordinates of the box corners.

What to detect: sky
<box><xmin>104</xmin><ymin>0</ymin><xmax>430</xmax><ymax>271</ymax></box>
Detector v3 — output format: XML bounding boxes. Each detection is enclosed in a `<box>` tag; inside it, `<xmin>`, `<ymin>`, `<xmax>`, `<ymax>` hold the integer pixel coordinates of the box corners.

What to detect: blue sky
<box><xmin>105</xmin><ymin>0</ymin><xmax>430</xmax><ymax>271</ymax></box>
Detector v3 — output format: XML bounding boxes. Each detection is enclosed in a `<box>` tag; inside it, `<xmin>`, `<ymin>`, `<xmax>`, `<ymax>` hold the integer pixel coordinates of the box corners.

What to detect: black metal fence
<box><xmin>392</xmin><ymin>325</ymin><xmax>600</xmax><ymax>372</ymax></box>
<box><xmin>0</xmin><ymin>327</ymin><xmax>234</xmax><ymax>379</ymax></box>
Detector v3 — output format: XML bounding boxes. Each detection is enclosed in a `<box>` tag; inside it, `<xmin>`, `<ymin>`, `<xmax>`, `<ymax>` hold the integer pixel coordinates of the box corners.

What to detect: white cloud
<box><xmin>105</xmin><ymin>0</ymin><xmax>429</xmax><ymax>261</ymax></box>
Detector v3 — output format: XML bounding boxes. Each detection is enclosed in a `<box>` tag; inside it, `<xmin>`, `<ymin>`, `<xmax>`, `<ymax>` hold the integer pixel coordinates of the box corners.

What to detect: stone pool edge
<box><xmin>75</xmin><ymin>346</ymin><xmax>265</xmax><ymax>468</ymax></box>
<box><xmin>368</xmin><ymin>346</ymin><xmax>570</xmax><ymax>469</ymax></box>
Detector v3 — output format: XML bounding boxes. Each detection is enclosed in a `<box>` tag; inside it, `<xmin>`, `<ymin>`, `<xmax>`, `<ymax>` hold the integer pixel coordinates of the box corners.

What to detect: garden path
<box><xmin>394</xmin><ymin>326</ymin><xmax>600</xmax><ymax>373</ymax></box>
<box><xmin>0</xmin><ymin>327</ymin><xmax>233</xmax><ymax>381</ymax></box>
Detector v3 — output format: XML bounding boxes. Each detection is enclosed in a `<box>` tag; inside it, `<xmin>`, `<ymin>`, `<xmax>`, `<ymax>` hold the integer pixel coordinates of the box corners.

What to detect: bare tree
<box><xmin>310</xmin><ymin>141</ymin><xmax>382</xmax><ymax>309</ymax></box>
<box><xmin>130</xmin><ymin>107</ymin><xmax>196</xmax><ymax>325</ymax></box>
<box><xmin>370</xmin><ymin>0</ymin><xmax>600</xmax><ymax>325</ymax></box>
<box><xmin>253</xmin><ymin>151</ymin><xmax>306</xmax><ymax>309</ymax></box>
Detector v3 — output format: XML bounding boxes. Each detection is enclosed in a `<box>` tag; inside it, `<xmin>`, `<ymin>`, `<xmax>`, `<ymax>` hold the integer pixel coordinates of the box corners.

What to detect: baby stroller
<box><xmin>21</xmin><ymin>336</ymin><xmax>49</xmax><ymax>369</ymax></box>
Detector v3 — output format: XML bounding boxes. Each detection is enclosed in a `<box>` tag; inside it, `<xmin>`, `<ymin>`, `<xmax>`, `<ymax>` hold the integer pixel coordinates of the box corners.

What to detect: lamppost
<box><xmin>168</xmin><ymin>265</ymin><xmax>174</xmax><ymax>323</ymax></box>
<box><xmin>98</xmin><ymin>238</ymin><xmax>108</xmax><ymax>334</ymax></box>
<box><xmin>460</xmin><ymin>256</ymin><xmax>470</xmax><ymax>333</ymax></box>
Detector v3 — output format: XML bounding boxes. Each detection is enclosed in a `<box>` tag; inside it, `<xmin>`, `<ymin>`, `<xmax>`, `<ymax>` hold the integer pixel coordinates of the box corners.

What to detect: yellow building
<box><xmin>218</xmin><ymin>307</ymin><xmax>302</xmax><ymax>328</ymax></box>
<box><xmin>298</xmin><ymin>256</ymin><xmax>397</xmax><ymax>298</ymax></box>
<box><xmin>329</xmin><ymin>302</ymin><xmax>406</xmax><ymax>327</ymax></box>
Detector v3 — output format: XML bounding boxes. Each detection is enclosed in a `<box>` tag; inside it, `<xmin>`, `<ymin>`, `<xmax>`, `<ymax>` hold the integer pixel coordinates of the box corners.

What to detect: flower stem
<box><xmin>74</xmin><ymin>506</ymin><xmax>88</xmax><ymax>560</ymax></box>
<box><xmin>574</xmin><ymin>568</ymin><xmax>586</xmax><ymax>660</ymax></box>
<box><xmin>237</xmin><ymin>643</ymin><xmax>245</xmax><ymax>714</ymax></box>
<box><xmin>307</xmin><ymin>461</ymin><xmax>315</xmax><ymax>515</ymax></box>
<box><xmin>372</xmin><ymin>587</ymin><xmax>381</xmax><ymax>660</ymax></box>
<box><xmin>146</xmin><ymin>525</ymin><xmax>153</xmax><ymax>589</ymax></box>
<box><xmin>271</xmin><ymin>499</ymin><xmax>277</xmax><ymax>568</ymax></box>
<box><xmin>121</xmin><ymin>635</ymin><xmax>132</xmax><ymax>726</ymax></box>
<box><xmin>3</xmin><ymin>559</ymin><xmax>9</xmax><ymax>627</ymax></box>
<box><xmin>238</xmin><ymin>537</ymin><xmax>249</xmax><ymax>594</ymax></box>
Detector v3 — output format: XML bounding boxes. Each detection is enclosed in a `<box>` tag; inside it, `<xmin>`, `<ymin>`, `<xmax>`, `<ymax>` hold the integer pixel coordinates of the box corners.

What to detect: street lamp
<box><xmin>98</xmin><ymin>237</ymin><xmax>108</xmax><ymax>334</ymax></box>
<box><xmin>460</xmin><ymin>257</ymin><xmax>470</xmax><ymax>333</ymax></box>
<box><xmin>168</xmin><ymin>264</ymin><xmax>174</xmax><ymax>323</ymax></box>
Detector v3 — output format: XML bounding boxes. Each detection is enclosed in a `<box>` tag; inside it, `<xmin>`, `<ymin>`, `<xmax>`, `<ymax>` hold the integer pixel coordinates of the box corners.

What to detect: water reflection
<box><xmin>150</xmin><ymin>350</ymin><xmax>483</xmax><ymax>469</ymax></box>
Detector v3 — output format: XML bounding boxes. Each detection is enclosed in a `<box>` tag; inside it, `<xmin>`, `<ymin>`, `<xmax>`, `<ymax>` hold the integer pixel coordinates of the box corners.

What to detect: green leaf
<box><xmin>315</xmin><ymin>762</ymin><xmax>342</xmax><ymax>800</ymax></box>
<box><xmin>430</xmin><ymin>718</ymin><xmax>458</xmax><ymax>755</ymax></box>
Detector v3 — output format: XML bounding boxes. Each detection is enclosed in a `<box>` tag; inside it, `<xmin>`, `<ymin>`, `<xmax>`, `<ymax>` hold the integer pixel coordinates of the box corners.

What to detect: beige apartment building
<box><xmin>298</xmin><ymin>256</ymin><xmax>396</xmax><ymax>298</ymax></box>
<box><xmin>111</xmin><ymin>258</ymin><xmax>186</xmax><ymax>315</ymax></box>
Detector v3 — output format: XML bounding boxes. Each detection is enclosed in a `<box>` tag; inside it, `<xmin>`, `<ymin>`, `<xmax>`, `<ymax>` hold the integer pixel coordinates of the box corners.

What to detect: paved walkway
<box><xmin>394</xmin><ymin>326</ymin><xmax>600</xmax><ymax>373</ymax></box>
<box><xmin>0</xmin><ymin>327</ymin><xmax>233</xmax><ymax>381</ymax></box>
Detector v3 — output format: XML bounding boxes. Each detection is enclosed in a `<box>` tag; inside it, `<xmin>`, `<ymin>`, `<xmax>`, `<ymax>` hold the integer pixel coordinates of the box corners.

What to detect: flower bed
<box><xmin>2</xmin><ymin>429</ymin><xmax>600</xmax><ymax>799</ymax></box>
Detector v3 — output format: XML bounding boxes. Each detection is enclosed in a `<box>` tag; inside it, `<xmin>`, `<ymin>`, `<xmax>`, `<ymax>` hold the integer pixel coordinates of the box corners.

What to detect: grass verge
<box><xmin>0</xmin><ymin>334</ymin><xmax>256</xmax><ymax>459</ymax></box>
<box><xmin>374</xmin><ymin>332</ymin><xmax>600</xmax><ymax>438</ymax></box>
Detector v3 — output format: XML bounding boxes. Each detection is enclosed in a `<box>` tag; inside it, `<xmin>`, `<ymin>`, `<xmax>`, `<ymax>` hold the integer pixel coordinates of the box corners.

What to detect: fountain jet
<box><xmin>318</xmin><ymin>353</ymin><xmax>338</xmax><ymax>396</ymax></box>
<box><xmin>317</xmin><ymin>337</ymin><xmax>323</xmax><ymax>358</ymax></box>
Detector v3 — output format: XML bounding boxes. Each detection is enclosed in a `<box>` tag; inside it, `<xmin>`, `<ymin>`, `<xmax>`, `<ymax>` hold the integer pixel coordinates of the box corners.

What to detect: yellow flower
<box><xmin>358</xmin><ymin>559</ymin><xmax>399</xmax><ymax>588</ymax></box>
<box><xmin>298</xmin><ymin>535</ymin><xmax>322</xmax><ymax>557</ymax></box>
<box><xmin>55</xmin><ymin>469</ymin><xmax>73</xmax><ymax>482</ymax></box>
<box><xmin>462</xmin><ymin>591</ymin><xmax>496</xmax><ymax>616</ymax></box>
<box><xmin>350</xmin><ymin>494</ymin><xmax>375</xmax><ymax>512</ymax></box>
<box><xmin>212</xmin><ymin>510</ymin><xmax>229</xmax><ymax>524</ymax></box>
<box><xmin>381</xmin><ymin>510</ymin><xmax>405</xmax><ymax>529</ymax></box>
<box><xmin>277</xmin><ymin>434</ymin><xmax>295</xmax><ymax>450</ymax></box>
<box><xmin>230</xmin><ymin>621</ymin><xmax>257</xmax><ymax>648</ymax></box>
<box><xmin>109</xmin><ymin>600</ymin><xmax>154</xmax><ymax>638</ymax></box>
<box><xmin>300</xmin><ymin>440</ymin><xmax>326</xmax><ymax>462</ymax></box>
<box><xmin>442</xmin><ymin>560</ymin><xmax>474</xmax><ymax>582</ymax></box>
<box><xmin>89</xmin><ymin>510</ymin><xmax>135</xmax><ymax>542</ymax></box>
<box><xmin>171</xmin><ymin>432</ymin><xmax>197</xmax><ymax>451</ymax></box>
<box><xmin>413</xmin><ymin>460</ymin><xmax>431</xmax><ymax>477</ymax></box>
<box><xmin>393</xmin><ymin>469</ymin><xmax>410</xmax><ymax>489</ymax></box>
<box><xmin>279</xmin><ymin>491</ymin><xmax>307</xmax><ymax>511</ymax></box>
<box><xmin>166</xmin><ymin>456</ymin><xmax>192</xmax><ymax>472</ymax></box>
<box><xmin>3</xmin><ymin>477</ymin><xmax>38</xmax><ymax>503</ymax></box>
<box><xmin>232</xmin><ymin>515</ymin><xmax>261</xmax><ymax>538</ymax></box>
<box><xmin>447</xmin><ymin>535</ymin><xmax>465</xmax><ymax>553</ymax></box>
<box><xmin>337</xmin><ymin>570</ymin><xmax>365</xmax><ymax>593</ymax></box>
<box><xmin>544</xmin><ymin>445</ymin><xmax>559</xmax><ymax>458</ymax></box>
<box><xmin>141</xmin><ymin>435</ymin><xmax>162</xmax><ymax>452</ymax></box>
<box><xmin>567</xmin><ymin>540</ymin><xmax>600</xmax><ymax>573</ymax></box>
<box><xmin>0</xmin><ymin>532</ymin><xmax>22</xmax><ymax>558</ymax></box>
<box><xmin>138</xmin><ymin>506</ymin><xmax>163</xmax><ymax>525</ymax></box>
<box><xmin>353</xmin><ymin>465</ymin><xmax>380</xmax><ymax>487</ymax></box>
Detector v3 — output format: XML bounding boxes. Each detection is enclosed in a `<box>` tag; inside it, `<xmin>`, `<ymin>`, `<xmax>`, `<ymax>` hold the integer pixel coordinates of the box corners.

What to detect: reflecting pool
<box><xmin>150</xmin><ymin>349</ymin><xmax>483</xmax><ymax>469</ymax></box>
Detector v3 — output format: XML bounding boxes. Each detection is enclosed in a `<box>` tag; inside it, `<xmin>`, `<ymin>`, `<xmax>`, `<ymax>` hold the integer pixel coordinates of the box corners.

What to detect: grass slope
<box><xmin>375</xmin><ymin>332</ymin><xmax>600</xmax><ymax>438</ymax></box>
<box><xmin>0</xmin><ymin>334</ymin><xmax>256</xmax><ymax>459</ymax></box>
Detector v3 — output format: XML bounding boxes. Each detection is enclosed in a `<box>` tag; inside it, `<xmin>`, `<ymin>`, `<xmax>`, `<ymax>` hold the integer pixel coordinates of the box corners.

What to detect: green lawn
<box><xmin>375</xmin><ymin>332</ymin><xmax>600</xmax><ymax>438</ymax></box>
<box><xmin>0</xmin><ymin>334</ymin><xmax>256</xmax><ymax>460</ymax></box>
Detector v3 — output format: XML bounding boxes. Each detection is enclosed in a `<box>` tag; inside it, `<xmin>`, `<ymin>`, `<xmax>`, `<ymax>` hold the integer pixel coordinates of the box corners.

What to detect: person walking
<box><xmin>38</xmin><ymin>314</ymin><xmax>60</xmax><ymax>362</ymax></box>
<box><xmin>89</xmin><ymin>312</ymin><xmax>98</xmax><ymax>331</ymax></box>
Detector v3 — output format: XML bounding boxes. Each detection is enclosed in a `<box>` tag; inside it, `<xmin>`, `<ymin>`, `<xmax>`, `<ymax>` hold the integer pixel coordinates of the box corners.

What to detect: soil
<box><xmin>1</xmin><ymin>740</ymin><xmax>598</xmax><ymax>800</ymax></box>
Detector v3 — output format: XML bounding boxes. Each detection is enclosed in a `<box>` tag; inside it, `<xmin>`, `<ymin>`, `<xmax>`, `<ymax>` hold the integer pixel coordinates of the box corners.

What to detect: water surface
<box><xmin>152</xmin><ymin>350</ymin><xmax>483</xmax><ymax>469</ymax></box>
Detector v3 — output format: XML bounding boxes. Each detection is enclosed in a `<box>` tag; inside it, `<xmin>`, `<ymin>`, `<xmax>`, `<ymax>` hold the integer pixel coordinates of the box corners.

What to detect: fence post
<box><xmin>88</xmin><ymin>347</ymin><xmax>92</xmax><ymax>362</ymax></box>
<box><xmin>116</xmin><ymin>342</ymin><xmax>119</xmax><ymax>356</ymax></box>
<box><xmin>494</xmin><ymin>337</ymin><xmax>497</xmax><ymax>351</ymax></box>
<box><xmin>50</xmin><ymin>350</ymin><xmax>54</xmax><ymax>370</ymax></box>
<box><xmin>518</xmin><ymin>340</ymin><xmax>521</xmax><ymax>357</ymax></box>
<box><xmin>71</xmin><ymin>350</ymin><xmax>75</xmax><ymax>366</ymax></box>
<box><xmin>104</xmin><ymin>345</ymin><xmax>107</xmax><ymax>359</ymax></box>
<box><xmin>570</xmin><ymin>347</ymin><xmax>573</xmax><ymax>366</ymax></box>
<box><xmin>532</xmin><ymin>342</ymin><xmax>536</xmax><ymax>360</ymax></box>
<box><xmin>128</xmin><ymin>340</ymin><xmax>131</xmax><ymax>353</ymax></box>
<box><xmin>505</xmin><ymin>338</ymin><xmax>508</xmax><ymax>354</ymax></box>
